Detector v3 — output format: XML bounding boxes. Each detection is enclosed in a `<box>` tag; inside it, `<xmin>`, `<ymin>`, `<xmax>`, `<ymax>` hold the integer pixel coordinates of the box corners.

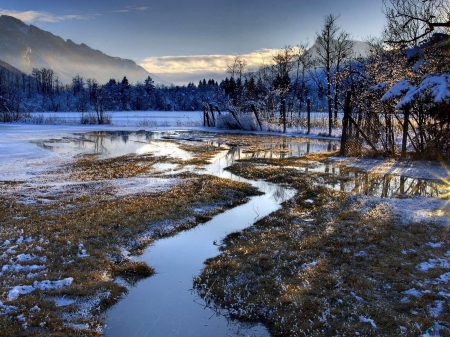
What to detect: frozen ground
<box><xmin>0</xmin><ymin>116</ymin><xmax>449</xmax><ymax>336</ymax></box>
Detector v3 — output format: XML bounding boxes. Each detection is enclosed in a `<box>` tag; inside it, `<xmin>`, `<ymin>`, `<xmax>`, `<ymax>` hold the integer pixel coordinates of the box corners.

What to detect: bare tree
<box><xmin>333</xmin><ymin>31</ymin><xmax>354</xmax><ymax>118</ymax></box>
<box><xmin>227</xmin><ymin>56</ymin><xmax>247</xmax><ymax>82</ymax></box>
<box><xmin>315</xmin><ymin>14</ymin><xmax>353</xmax><ymax>136</ymax></box>
<box><xmin>272</xmin><ymin>46</ymin><xmax>296</xmax><ymax>98</ymax></box>
<box><xmin>293</xmin><ymin>42</ymin><xmax>313</xmax><ymax>110</ymax></box>
<box><xmin>383</xmin><ymin>0</ymin><xmax>450</xmax><ymax>46</ymax></box>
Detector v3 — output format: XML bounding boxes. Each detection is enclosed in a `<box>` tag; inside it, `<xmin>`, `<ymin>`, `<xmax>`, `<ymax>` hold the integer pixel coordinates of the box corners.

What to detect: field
<box><xmin>0</xmin><ymin>122</ymin><xmax>449</xmax><ymax>336</ymax></box>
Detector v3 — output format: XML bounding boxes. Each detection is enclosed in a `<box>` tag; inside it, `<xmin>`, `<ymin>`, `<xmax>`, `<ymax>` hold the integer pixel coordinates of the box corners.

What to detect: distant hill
<box><xmin>0</xmin><ymin>15</ymin><xmax>166</xmax><ymax>85</ymax></box>
<box><xmin>306</xmin><ymin>38</ymin><xmax>371</xmax><ymax>59</ymax></box>
<box><xmin>0</xmin><ymin>59</ymin><xmax>24</xmax><ymax>76</ymax></box>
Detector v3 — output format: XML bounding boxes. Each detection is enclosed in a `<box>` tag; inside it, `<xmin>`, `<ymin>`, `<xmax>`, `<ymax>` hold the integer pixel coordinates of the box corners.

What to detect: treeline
<box><xmin>0</xmin><ymin>69</ymin><xmax>225</xmax><ymax>117</ymax></box>
<box><xmin>1</xmin><ymin>0</ymin><xmax>449</xmax><ymax>158</ymax></box>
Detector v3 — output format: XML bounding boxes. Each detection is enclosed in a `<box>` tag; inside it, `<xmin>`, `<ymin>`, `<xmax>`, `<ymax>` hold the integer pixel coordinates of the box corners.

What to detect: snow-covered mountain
<box><xmin>0</xmin><ymin>15</ymin><xmax>166</xmax><ymax>85</ymax></box>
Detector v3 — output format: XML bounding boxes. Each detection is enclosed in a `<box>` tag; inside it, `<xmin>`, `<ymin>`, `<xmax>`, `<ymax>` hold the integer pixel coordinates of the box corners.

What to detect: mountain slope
<box><xmin>0</xmin><ymin>15</ymin><xmax>165</xmax><ymax>84</ymax></box>
<box><xmin>0</xmin><ymin>59</ymin><xmax>24</xmax><ymax>76</ymax></box>
<box><xmin>306</xmin><ymin>38</ymin><xmax>371</xmax><ymax>60</ymax></box>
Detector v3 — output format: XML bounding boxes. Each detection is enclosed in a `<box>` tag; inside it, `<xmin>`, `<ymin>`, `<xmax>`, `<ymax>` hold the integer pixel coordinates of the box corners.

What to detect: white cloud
<box><xmin>0</xmin><ymin>9</ymin><xmax>98</xmax><ymax>23</ymax></box>
<box><xmin>141</xmin><ymin>48</ymin><xmax>283</xmax><ymax>75</ymax></box>
<box><xmin>112</xmin><ymin>6</ymin><xmax>149</xmax><ymax>13</ymax></box>
<box><xmin>140</xmin><ymin>48</ymin><xmax>298</xmax><ymax>85</ymax></box>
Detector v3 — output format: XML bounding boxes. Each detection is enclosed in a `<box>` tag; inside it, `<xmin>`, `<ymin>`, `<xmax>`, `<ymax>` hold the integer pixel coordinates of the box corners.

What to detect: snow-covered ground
<box><xmin>0</xmin><ymin>114</ymin><xmax>449</xmax><ymax>335</ymax></box>
<box><xmin>26</xmin><ymin>111</ymin><xmax>204</xmax><ymax>127</ymax></box>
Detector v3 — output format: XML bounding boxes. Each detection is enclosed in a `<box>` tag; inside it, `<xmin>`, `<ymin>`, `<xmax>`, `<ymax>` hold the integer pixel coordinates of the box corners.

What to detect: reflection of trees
<box><xmin>93</xmin><ymin>136</ymin><xmax>107</xmax><ymax>154</ymax></box>
<box><xmin>338</xmin><ymin>167</ymin><xmax>443</xmax><ymax>198</ymax></box>
<box><xmin>271</xmin><ymin>185</ymin><xmax>292</xmax><ymax>202</ymax></box>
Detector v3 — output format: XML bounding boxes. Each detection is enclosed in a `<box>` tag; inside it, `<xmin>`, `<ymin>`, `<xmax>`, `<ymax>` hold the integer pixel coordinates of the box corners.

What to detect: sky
<box><xmin>0</xmin><ymin>1</ymin><xmax>386</xmax><ymax>85</ymax></box>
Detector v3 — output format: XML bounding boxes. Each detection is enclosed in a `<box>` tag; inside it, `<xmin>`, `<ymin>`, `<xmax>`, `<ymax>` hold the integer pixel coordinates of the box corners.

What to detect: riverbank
<box><xmin>0</xmin><ymin>124</ymin><xmax>448</xmax><ymax>336</ymax></box>
<box><xmin>0</xmin><ymin>133</ymin><xmax>260</xmax><ymax>336</ymax></box>
<box><xmin>194</xmin><ymin>155</ymin><xmax>450</xmax><ymax>337</ymax></box>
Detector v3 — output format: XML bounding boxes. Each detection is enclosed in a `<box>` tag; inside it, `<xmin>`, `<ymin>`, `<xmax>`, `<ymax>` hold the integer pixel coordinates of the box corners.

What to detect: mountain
<box><xmin>0</xmin><ymin>15</ymin><xmax>166</xmax><ymax>85</ymax></box>
<box><xmin>0</xmin><ymin>59</ymin><xmax>24</xmax><ymax>76</ymax></box>
<box><xmin>306</xmin><ymin>38</ymin><xmax>371</xmax><ymax>59</ymax></box>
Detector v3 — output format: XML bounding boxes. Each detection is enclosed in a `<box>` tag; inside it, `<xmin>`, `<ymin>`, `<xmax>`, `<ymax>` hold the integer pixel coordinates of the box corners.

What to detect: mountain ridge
<box><xmin>0</xmin><ymin>15</ymin><xmax>166</xmax><ymax>85</ymax></box>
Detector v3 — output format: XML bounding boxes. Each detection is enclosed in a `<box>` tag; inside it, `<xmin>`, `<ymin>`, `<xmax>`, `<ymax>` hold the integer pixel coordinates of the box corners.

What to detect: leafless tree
<box><xmin>293</xmin><ymin>42</ymin><xmax>313</xmax><ymax>110</ymax></box>
<box><xmin>314</xmin><ymin>14</ymin><xmax>353</xmax><ymax>136</ymax></box>
<box><xmin>333</xmin><ymin>31</ymin><xmax>354</xmax><ymax>118</ymax></box>
<box><xmin>227</xmin><ymin>56</ymin><xmax>247</xmax><ymax>82</ymax></box>
<box><xmin>383</xmin><ymin>0</ymin><xmax>450</xmax><ymax>46</ymax></box>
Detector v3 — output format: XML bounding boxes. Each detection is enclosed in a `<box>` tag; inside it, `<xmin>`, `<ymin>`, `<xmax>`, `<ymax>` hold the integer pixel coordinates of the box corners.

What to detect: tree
<box><xmin>272</xmin><ymin>46</ymin><xmax>295</xmax><ymax>98</ymax></box>
<box><xmin>332</xmin><ymin>31</ymin><xmax>354</xmax><ymax>118</ymax></box>
<box><xmin>293</xmin><ymin>42</ymin><xmax>313</xmax><ymax>110</ymax></box>
<box><xmin>314</xmin><ymin>14</ymin><xmax>341</xmax><ymax>136</ymax></box>
<box><xmin>227</xmin><ymin>56</ymin><xmax>247</xmax><ymax>82</ymax></box>
<box><xmin>383</xmin><ymin>0</ymin><xmax>450</xmax><ymax>46</ymax></box>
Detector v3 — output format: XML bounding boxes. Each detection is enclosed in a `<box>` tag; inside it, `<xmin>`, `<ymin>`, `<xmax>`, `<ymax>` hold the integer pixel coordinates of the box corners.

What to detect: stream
<box><xmin>103</xmin><ymin>143</ymin><xmax>296</xmax><ymax>336</ymax></box>
<box><xmin>34</xmin><ymin>130</ymin><xmax>448</xmax><ymax>336</ymax></box>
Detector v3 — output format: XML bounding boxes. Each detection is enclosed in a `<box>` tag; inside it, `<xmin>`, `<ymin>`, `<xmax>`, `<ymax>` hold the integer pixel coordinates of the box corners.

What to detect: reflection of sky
<box><xmin>2</xmin><ymin>0</ymin><xmax>386</xmax><ymax>84</ymax></box>
<box><xmin>36</xmin><ymin>130</ymin><xmax>449</xmax><ymax>200</ymax></box>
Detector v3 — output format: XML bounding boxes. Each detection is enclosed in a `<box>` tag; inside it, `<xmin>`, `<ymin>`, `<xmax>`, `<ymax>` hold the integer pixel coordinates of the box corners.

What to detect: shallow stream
<box><xmin>36</xmin><ymin>130</ymin><xmax>449</xmax><ymax>336</ymax></box>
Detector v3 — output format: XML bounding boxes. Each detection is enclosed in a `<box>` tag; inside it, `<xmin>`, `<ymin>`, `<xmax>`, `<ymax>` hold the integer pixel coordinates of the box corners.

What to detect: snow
<box><xmin>77</xmin><ymin>244</ymin><xmax>90</xmax><ymax>258</ymax></box>
<box><xmin>0</xmin><ymin>117</ymin><xmax>449</xmax><ymax>334</ymax></box>
<box><xmin>402</xmin><ymin>288</ymin><xmax>429</xmax><ymax>298</ymax></box>
<box><xmin>7</xmin><ymin>278</ymin><xmax>73</xmax><ymax>301</ymax></box>
<box><xmin>359</xmin><ymin>315</ymin><xmax>377</xmax><ymax>328</ymax></box>
<box><xmin>380</xmin><ymin>74</ymin><xmax>450</xmax><ymax>109</ymax></box>
<box><xmin>429</xmin><ymin>300</ymin><xmax>444</xmax><ymax>317</ymax></box>
<box><xmin>34</xmin><ymin>278</ymin><xmax>74</xmax><ymax>291</ymax></box>
<box><xmin>329</xmin><ymin>156</ymin><xmax>449</xmax><ymax>181</ymax></box>
<box><xmin>7</xmin><ymin>285</ymin><xmax>35</xmax><ymax>300</ymax></box>
<box><xmin>381</xmin><ymin>79</ymin><xmax>414</xmax><ymax>101</ymax></box>
<box><xmin>111</xmin><ymin>177</ymin><xmax>182</xmax><ymax>197</ymax></box>
<box><xmin>0</xmin><ymin>301</ymin><xmax>18</xmax><ymax>314</ymax></box>
<box><xmin>417</xmin><ymin>255</ymin><xmax>450</xmax><ymax>271</ymax></box>
<box><xmin>436</xmin><ymin>272</ymin><xmax>450</xmax><ymax>283</ymax></box>
<box><xmin>27</xmin><ymin>111</ymin><xmax>203</xmax><ymax>127</ymax></box>
<box><xmin>52</xmin><ymin>297</ymin><xmax>76</xmax><ymax>307</ymax></box>
<box><xmin>397</xmin><ymin>74</ymin><xmax>450</xmax><ymax>109</ymax></box>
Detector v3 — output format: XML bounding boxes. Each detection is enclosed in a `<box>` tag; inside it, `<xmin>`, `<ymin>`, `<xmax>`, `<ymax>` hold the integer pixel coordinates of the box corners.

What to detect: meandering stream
<box><xmin>35</xmin><ymin>130</ymin><xmax>448</xmax><ymax>336</ymax></box>
<box><xmin>104</xmin><ymin>146</ymin><xmax>296</xmax><ymax>336</ymax></box>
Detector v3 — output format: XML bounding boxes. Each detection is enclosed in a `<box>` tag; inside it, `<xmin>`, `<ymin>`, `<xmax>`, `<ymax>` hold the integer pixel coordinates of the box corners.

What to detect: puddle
<box><xmin>135</xmin><ymin>141</ymin><xmax>192</xmax><ymax>160</ymax></box>
<box><xmin>101</xmin><ymin>133</ymin><xmax>298</xmax><ymax>336</ymax></box>
<box><xmin>34</xmin><ymin>130</ymin><xmax>449</xmax><ymax>336</ymax></box>
<box><xmin>33</xmin><ymin>130</ymin><xmax>207</xmax><ymax>159</ymax></box>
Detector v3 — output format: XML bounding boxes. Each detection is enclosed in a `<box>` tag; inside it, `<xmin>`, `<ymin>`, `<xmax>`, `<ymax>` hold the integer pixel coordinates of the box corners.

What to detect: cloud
<box><xmin>0</xmin><ymin>9</ymin><xmax>98</xmax><ymax>23</ymax></box>
<box><xmin>141</xmin><ymin>49</ymin><xmax>282</xmax><ymax>74</ymax></box>
<box><xmin>112</xmin><ymin>6</ymin><xmax>148</xmax><ymax>13</ymax></box>
<box><xmin>140</xmin><ymin>48</ymin><xmax>294</xmax><ymax>85</ymax></box>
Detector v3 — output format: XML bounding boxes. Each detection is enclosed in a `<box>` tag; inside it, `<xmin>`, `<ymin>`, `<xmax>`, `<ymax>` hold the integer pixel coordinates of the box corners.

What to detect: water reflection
<box><xmin>34</xmin><ymin>130</ymin><xmax>448</xmax><ymax>336</ymax></box>
<box><xmin>35</xmin><ymin>130</ymin><xmax>448</xmax><ymax>200</ymax></box>
<box><xmin>334</xmin><ymin>167</ymin><xmax>447</xmax><ymax>199</ymax></box>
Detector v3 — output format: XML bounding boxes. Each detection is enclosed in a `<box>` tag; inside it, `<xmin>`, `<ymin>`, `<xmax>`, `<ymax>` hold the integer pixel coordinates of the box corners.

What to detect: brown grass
<box><xmin>194</xmin><ymin>161</ymin><xmax>450</xmax><ymax>337</ymax></box>
<box><xmin>0</xmin><ymin>142</ymin><xmax>259</xmax><ymax>336</ymax></box>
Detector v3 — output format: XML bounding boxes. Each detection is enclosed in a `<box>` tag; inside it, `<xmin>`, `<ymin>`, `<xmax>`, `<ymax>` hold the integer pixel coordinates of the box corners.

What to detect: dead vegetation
<box><xmin>0</xmin><ymin>141</ymin><xmax>259</xmax><ymax>336</ymax></box>
<box><xmin>194</xmin><ymin>162</ymin><xmax>450</xmax><ymax>337</ymax></box>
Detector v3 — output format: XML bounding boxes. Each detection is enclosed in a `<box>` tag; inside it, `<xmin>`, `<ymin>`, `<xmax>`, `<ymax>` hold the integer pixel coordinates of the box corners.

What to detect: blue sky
<box><xmin>0</xmin><ymin>1</ymin><xmax>386</xmax><ymax>84</ymax></box>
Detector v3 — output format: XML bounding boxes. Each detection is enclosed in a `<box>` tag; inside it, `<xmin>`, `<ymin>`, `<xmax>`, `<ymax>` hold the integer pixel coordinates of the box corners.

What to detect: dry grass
<box><xmin>0</xmin><ymin>143</ymin><xmax>259</xmax><ymax>336</ymax></box>
<box><xmin>194</xmin><ymin>162</ymin><xmax>450</xmax><ymax>337</ymax></box>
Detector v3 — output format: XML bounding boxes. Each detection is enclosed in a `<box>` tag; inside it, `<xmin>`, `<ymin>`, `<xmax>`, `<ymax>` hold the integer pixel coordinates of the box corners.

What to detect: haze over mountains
<box><xmin>0</xmin><ymin>14</ymin><xmax>372</xmax><ymax>86</ymax></box>
<box><xmin>0</xmin><ymin>15</ymin><xmax>166</xmax><ymax>85</ymax></box>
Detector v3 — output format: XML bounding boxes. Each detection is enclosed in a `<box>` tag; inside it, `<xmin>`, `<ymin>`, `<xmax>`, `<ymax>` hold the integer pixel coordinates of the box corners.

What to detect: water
<box><xmin>102</xmin><ymin>133</ymin><xmax>296</xmax><ymax>336</ymax></box>
<box><xmin>104</xmin><ymin>182</ymin><xmax>294</xmax><ymax>337</ymax></box>
<box><xmin>34</xmin><ymin>130</ymin><xmax>449</xmax><ymax>336</ymax></box>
